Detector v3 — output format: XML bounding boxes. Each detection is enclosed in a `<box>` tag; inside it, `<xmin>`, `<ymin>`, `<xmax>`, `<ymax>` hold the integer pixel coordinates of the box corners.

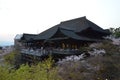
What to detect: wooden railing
<box><xmin>21</xmin><ymin>48</ymin><xmax>81</xmax><ymax>56</ymax></box>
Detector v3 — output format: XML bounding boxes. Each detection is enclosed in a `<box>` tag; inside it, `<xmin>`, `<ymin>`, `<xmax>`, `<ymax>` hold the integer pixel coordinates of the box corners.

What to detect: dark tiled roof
<box><xmin>21</xmin><ymin>33</ymin><xmax>38</xmax><ymax>41</ymax></box>
<box><xmin>60</xmin><ymin>16</ymin><xmax>89</xmax><ymax>32</ymax></box>
<box><xmin>60</xmin><ymin>28</ymin><xmax>99</xmax><ymax>41</ymax></box>
<box><xmin>86</xmin><ymin>20</ymin><xmax>109</xmax><ymax>34</ymax></box>
<box><xmin>59</xmin><ymin>16</ymin><xmax>110</xmax><ymax>35</ymax></box>
<box><xmin>36</xmin><ymin>25</ymin><xmax>59</xmax><ymax>40</ymax></box>
<box><xmin>21</xmin><ymin>16</ymin><xmax>110</xmax><ymax>42</ymax></box>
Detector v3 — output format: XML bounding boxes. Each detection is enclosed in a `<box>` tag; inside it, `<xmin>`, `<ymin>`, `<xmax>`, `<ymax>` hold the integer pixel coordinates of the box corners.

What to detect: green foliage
<box><xmin>0</xmin><ymin>66</ymin><xmax>10</xmax><ymax>80</ymax></box>
<box><xmin>4</xmin><ymin>50</ymin><xmax>21</xmax><ymax>67</ymax></box>
<box><xmin>1</xmin><ymin>54</ymin><xmax>119</xmax><ymax>80</ymax></box>
<box><xmin>109</xmin><ymin>27</ymin><xmax>120</xmax><ymax>38</ymax></box>
<box><xmin>114</xmin><ymin>31</ymin><xmax>120</xmax><ymax>38</ymax></box>
<box><xmin>0</xmin><ymin>57</ymin><xmax>61</xmax><ymax>80</ymax></box>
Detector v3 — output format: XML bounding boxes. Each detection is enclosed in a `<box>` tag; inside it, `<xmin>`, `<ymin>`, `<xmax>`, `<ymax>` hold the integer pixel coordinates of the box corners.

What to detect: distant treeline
<box><xmin>109</xmin><ymin>27</ymin><xmax>120</xmax><ymax>38</ymax></box>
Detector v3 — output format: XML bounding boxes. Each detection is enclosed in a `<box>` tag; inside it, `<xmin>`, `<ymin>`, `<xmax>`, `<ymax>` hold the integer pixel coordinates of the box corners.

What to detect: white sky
<box><xmin>0</xmin><ymin>0</ymin><xmax>120</xmax><ymax>42</ymax></box>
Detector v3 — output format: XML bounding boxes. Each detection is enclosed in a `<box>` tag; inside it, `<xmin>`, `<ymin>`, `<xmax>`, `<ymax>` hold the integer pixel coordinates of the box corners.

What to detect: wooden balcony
<box><xmin>21</xmin><ymin>48</ymin><xmax>81</xmax><ymax>57</ymax></box>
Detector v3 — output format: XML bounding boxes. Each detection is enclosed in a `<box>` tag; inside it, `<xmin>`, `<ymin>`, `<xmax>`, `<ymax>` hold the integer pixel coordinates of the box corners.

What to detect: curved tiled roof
<box><xmin>20</xmin><ymin>16</ymin><xmax>110</xmax><ymax>42</ymax></box>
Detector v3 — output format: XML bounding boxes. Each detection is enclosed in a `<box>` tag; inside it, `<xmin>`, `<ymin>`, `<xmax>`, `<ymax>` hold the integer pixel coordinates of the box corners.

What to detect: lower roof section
<box><xmin>20</xmin><ymin>27</ymin><xmax>100</xmax><ymax>42</ymax></box>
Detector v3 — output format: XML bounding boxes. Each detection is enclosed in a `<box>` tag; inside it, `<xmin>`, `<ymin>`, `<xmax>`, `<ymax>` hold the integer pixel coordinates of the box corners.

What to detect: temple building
<box><xmin>15</xmin><ymin>16</ymin><xmax>110</xmax><ymax>61</ymax></box>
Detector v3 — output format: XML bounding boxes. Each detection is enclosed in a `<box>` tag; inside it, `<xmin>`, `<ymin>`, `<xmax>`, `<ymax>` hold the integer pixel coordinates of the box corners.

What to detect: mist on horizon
<box><xmin>0</xmin><ymin>41</ymin><xmax>14</xmax><ymax>46</ymax></box>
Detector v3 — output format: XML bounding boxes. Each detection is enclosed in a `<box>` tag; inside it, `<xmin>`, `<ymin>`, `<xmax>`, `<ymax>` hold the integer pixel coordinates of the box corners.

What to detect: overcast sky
<box><xmin>0</xmin><ymin>0</ymin><xmax>120</xmax><ymax>43</ymax></box>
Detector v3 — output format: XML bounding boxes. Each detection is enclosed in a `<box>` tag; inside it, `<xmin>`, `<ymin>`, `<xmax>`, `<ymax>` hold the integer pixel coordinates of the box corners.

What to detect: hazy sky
<box><xmin>0</xmin><ymin>0</ymin><xmax>120</xmax><ymax>43</ymax></box>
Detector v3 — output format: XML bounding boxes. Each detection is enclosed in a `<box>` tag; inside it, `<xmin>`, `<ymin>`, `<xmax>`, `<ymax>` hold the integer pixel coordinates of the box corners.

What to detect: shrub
<box><xmin>4</xmin><ymin>50</ymin><xmax>21</xmax><ymax>67</ymax></box>
<box><xmin>96</xmin><ymin>41</ymin><xmax>120</xmax><ymax>56</ymax></box>
<box><xmin>57</xmin><ymin>60</ymin><xmax>93</xmax><ymax>80</ymax></box>
<box><xmin>57</xmin><ymin>55</ymin><xmax>120</xmax><ymax>80</ymax></box>
<box><xmin>0</xmin><ymin>56</ymin><xmax>61</xmax><ymax>80</ymax></box>
<box><xmin>0</xmin><ymin>66</ymin><xmax>10</xmax><ymax>80</ymax></box>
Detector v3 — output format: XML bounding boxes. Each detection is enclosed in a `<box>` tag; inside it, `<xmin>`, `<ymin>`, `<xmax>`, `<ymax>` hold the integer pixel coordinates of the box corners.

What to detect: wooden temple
<box><xmin>15</xmin><ymin>16</ymin><xmax>110</xmax><ymax>62</ymax></box>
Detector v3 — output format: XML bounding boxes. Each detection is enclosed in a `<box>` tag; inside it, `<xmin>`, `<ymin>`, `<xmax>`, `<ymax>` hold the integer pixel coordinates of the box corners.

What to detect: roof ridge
<box><xmin>23</xmin><ymin>33</ymin><xmax>38</xmax><ymax>35</ymax></box>
<box><xmin>60</xmin><ymin>16</ymin><xmax>86</xmax><ymax>24</ymax></box>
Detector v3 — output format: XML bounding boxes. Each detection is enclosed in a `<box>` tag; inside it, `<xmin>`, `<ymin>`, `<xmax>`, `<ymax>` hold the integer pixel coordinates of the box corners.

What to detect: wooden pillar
<box><xmin>62</xmin><ymin>43</ymin><xmax>65</xmax><ymax>49</ymax></box>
